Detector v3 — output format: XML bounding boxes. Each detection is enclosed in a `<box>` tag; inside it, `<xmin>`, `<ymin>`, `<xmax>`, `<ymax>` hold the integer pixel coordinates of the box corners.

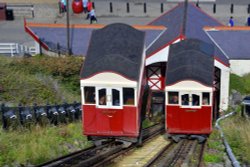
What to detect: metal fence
<box><xmin>0</xmin><ymin>102</ymin><xmax>82</xmax><ymax>129</ymax></box>
<box><xmin>0</xmin><ymin>43</ymin><xmax>38</xmax><ymax>57</ymax></box>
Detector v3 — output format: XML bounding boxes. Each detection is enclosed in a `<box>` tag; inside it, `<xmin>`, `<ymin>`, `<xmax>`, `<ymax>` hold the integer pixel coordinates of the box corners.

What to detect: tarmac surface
<box><xmin>0</xmin><ymin>0</ymin><xmax>249</xmax><ymax>48</ymax></box>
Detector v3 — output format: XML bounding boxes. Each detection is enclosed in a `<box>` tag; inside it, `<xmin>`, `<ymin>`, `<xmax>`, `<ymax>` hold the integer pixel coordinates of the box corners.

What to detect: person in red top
<box><xmin>86</xmin><ymin>0</ymin><xmax>93</xmax><ymax>19</ymax></box>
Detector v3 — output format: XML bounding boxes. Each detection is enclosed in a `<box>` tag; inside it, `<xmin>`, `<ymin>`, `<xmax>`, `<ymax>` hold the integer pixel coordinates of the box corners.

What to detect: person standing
<box><xmin>83</xmin><ymin>0</ymin><xmax>88</xmax><ymax>13</ymax></box>
<box><xmin>90</xmin><ymin>8</ymin><xmax>97</xmax><ymax>24</ymax></box>
<box><xmin>247</xmin><ymin>16</ymin><xmax>250</xmax><ymax>26</ymax></box>
<box><xmin>86</xmin><ymin>0</ymin><xmax>93</xmax><ymax>19</ymax></box>
<box><xmin>228</xmin><ymin>16</ymin><xmax>234</xmax><ymax>27</ymax></box>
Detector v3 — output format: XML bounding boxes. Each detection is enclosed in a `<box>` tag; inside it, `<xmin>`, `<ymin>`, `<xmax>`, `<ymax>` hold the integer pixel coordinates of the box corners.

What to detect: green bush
<box><xmin>0</xmin><ymin>56</ymin><xmax>83</xmax><ymax>105</ymax></box>
<box><xmin>230</xmin><ymin>73</ymin><xmax>250</xmax><ymax>95</ymax></box>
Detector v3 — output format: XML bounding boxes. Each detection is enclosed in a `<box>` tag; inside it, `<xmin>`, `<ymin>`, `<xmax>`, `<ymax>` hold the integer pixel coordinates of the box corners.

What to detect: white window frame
<box><xmin>96</xmin><ymin>87</ymin><xmax>123</xmax><ymax>109</ymax></box>
<box><xmin>180</xmin><ymin>92</ymin><xmax>202</xmax><ymax>108</ymax></box>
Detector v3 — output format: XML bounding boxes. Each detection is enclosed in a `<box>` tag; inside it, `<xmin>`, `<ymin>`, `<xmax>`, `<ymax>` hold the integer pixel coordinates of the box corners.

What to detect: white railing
<box><xmin>0</xmin><ymin>43</ymin><xmax>38</xmax><ymax>56</ymax></box>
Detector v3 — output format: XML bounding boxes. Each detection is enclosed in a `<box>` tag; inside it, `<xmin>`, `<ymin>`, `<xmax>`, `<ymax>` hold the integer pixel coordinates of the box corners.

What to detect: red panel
<box><xmin>123</xmin><ymin>107</ymin><xmax>138</xmax><ymax>135</ymax></box>
<box><xmin>83</xmin><ymin>105</ymin><xmax>138</xmax><ymax>137</ymax></box>
<box><xmin>166</xmin><ymin>105</ymin><xmax>212</xmax><ymax>134</ymax></box>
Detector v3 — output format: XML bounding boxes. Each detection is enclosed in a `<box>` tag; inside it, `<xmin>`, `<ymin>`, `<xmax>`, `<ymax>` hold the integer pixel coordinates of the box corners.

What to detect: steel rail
<box><xmin>37</xmin><ymin>123</ymin><xmax>164</xmax><ymax>167</ymax></box>
<box><xmin>144</xmin><ymin>139</ymin><xmax>205</xmax><ymax>167</ymax></box>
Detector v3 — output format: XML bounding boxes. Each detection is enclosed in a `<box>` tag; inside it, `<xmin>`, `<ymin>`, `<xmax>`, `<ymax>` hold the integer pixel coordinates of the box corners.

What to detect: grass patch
<box><xmin>0</xmin><ymin>55</ymin><xmax>83</xmax><ymax>105</ymax></box>
<box><xmin>222</xmin><ymin>114</ymin><xmax>250</xmax><ymax>165</ymax></box>
<box><xmin>0</xmin><ymin>121</ymin><xmax>92</xmax><ymax>166</ymax></box>
<box><xmin>204</xmin><ymin>129</ymin><xmax>225</xmax><ymax>164</ymax></box>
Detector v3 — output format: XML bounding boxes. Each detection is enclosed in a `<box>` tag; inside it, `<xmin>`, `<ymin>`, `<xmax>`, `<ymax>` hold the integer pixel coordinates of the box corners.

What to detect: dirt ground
<box><xmin>0</xmin><ymin>0</ymin><xmax>57</xmax><ymax>4</ymax></box>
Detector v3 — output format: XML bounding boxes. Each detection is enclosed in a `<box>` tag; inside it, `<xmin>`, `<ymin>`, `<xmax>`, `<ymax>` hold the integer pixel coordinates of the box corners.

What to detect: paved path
<box><xmin>0</xmin><ymin>0</ymin><xmax>249</xmax><ymax>48</ymax></box>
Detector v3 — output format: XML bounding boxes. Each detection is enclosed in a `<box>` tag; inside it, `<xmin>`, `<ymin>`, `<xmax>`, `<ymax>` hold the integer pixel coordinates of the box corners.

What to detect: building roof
<box><xmin>80</xmin><ymin>23</ymin><xmax>145</xmax><ymax>81</ymax></box>
<box><xmin>147</xmin><ymin>2</ymin><xmax>229</xmax><ymax>65</ymax></box>
<box><xmin>205</xmin><ymin>27</ymin><xmax>250</xmax><ymax>60</ymax></box>
<box><xmin>24</xmin><ymin>22</ymin><xmax>165</xmax><ymax>56</ymax></box>
<box><xmin>166</xmin><ymin>39</ymin><xmax>214</xmax><ymax>86</ymax></box>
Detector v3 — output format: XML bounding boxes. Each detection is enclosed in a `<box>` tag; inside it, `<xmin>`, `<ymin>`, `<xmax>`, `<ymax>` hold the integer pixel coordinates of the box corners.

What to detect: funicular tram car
<box><xmin>80</xmin><ymin>23</ymin><xmax>153</xmax><ymax>145</ymax></box>
<box><xmin>165</xmin><ymin>39</ymin><xmax>214</xmax><ymax>143</ymax></box>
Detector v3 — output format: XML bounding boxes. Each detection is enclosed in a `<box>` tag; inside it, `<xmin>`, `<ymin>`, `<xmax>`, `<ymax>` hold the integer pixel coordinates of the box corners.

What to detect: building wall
<box><xmin>230</xmin><ymin>60</ymin><xmax>250</xmax><ymax>76</ymax></box>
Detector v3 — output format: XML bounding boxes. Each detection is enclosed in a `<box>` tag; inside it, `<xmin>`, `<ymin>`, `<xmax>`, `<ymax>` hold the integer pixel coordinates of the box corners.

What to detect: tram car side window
<box><xmin>202</xmin><ymin>92</ymin><xmax>210</xmax><ymax>105</ymax></box>
<box><xmin>168</xmin><ymin>92</ymin><xmax>179</xmax><ymax>104</ymax></box>
<box><xmin>123</xmin><ymin>88</ymin><xmax>135</xmax><ymax>106</ymax></box>
<box><xmin>84</xmin><ymin>87</ymin><xmax>95</xmax><ymax>104</ymax></box>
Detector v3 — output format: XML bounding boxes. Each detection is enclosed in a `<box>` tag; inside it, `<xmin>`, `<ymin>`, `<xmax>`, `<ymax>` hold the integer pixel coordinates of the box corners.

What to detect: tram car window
<box><xmin>123</xmin><ymin>88</ymin><xmax>135</xmax><ymax>105</ymax></box>
<box><xmin>165</xmin><ymin>39</ymin><xmax>214</xmax><ymax>142</ymax></box>
<box><xmin>168</xmin><ymin>92</ymin><xmax>179</xmax><ymax>104</ymax></box>
<box><xmin>181</xmin><ymin>94</ymin><xmax>189</xmax><ymax>106</ymax></box>
<box><xmin>84</xmin><ymin>87</ymin><xmax>95</xmax><ymax>104</ymax></box>
<box><xmin>202</xmin><ymin>92</ymin><xmax>210</xmax><ymax>105</ymax></box>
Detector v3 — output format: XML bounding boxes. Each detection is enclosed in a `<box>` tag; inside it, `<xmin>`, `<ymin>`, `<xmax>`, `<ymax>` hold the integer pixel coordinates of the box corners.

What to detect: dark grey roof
<box><xmin>81</xmin><ymin>23</ymin><xmax>145</xmax><ymax>81</ymax></box>
<box><xmin>147</xmin><ymin>2</ymin><xmax>229</xmax><ymax>66</ymax></box>
<box><xmin>28</xmin><ymin>26</ymin><xmax>162</xmax><ymax>56</ymax></box>
<box><xmin>206</xmin><ymin>30</ymin><xmax>250</xmax><ymax>60</ymax></box>
<box><xmin>166</xmin><ymin>39</ymin><xmax>214</xmax><ymax>86</ymax></box>
<box><xmin>147</xmin><ymin>3</ymin><xmax>184</xmax><ymax>56</ymax></box>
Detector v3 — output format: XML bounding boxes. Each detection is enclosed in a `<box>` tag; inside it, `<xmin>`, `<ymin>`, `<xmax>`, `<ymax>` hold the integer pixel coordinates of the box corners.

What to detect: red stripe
<box><xmin>214</xmin><ymin>56</ymin><xmax>230</xmax><ymax>67</ymax></box>
<box><xmin>24</xmin><ymin>19</ymin><xmax>49</xmax><ymax>50</ymax></box>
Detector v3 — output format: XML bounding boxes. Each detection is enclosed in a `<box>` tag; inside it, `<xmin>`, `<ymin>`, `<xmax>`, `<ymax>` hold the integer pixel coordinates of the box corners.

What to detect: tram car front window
<box><xmin>84</xmin><ymin>87</ymin><xmax>95</xmax><ymax>104</ymax></box>
<box><xmin>168</xmin><ymin>92</ymin><xmax>179</xmax><ymax>105</ymax></box>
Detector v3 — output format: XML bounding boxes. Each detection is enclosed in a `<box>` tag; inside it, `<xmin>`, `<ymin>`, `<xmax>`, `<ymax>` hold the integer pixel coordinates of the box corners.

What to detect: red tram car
<box><xmin>165</xmin><ymin>39</ymin><xmax>214</xmax><ymax>142</ymax></box>
<box><xmin>80</xmin><ymin>23</ymin><xmax>149</xmax><ymax>145</ymax></box>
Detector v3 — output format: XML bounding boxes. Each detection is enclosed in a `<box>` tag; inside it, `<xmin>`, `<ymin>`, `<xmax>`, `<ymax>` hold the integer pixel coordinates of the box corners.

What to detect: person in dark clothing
<box><xmin>89</xmin><ymin>8</ymin><xmax>97</xmax><ymax>24</ymax></box>
<box><xmin>228</xmin><ymin>16</ymin><xmax>234</xmax><ymax>27</ymax></box>
<box><xmin>247</xmin><ymin>16</ymin><xmax>250</xmax><ymax>26</ymax></box>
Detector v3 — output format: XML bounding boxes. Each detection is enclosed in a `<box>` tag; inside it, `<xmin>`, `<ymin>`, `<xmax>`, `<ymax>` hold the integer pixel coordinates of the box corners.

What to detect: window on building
<box><xmin>84</xmin><ymin>87</ymin><xmax>95</xmax><ymax>104</ymax></box>
<box><xmin>123</xmin><ymin>88</ymin><xmax>135</xmax><ymax>105</ymax></box>
<box><xmin>98</xmin><ymin>88</ymin><xmax>106</xmax><ymax>105</ymax></box>
<box><xmin>192</xmin><ymin>94</ymin><xmax>200</xmax><ymax>106</ymax></box>
<box><xmin>202</xmin><ymin>92</ymin><xmax>210</xmax><ymax>105</ymax></box>
<box><xmin>181</xmin><ymin>94</ymin><xmax>189</xmax><ymax>106</ymax></box>
<box><xmin>168</xmin><ymin>92</ymin><xmax>179</xmax><ymax>104</ymax></box>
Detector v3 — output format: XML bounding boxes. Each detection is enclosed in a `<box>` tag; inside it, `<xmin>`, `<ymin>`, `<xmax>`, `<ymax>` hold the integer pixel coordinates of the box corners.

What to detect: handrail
<box><xmin>215</xmin><ymin>112</ymin><xmax>241</xmax><ymax>167</ymax></box>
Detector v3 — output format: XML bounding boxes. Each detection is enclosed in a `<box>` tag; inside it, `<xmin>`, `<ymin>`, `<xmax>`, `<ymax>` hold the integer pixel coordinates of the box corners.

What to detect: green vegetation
<box><xmin>204</xmin><ymin>130</ymin><xmax>225</xmax><ymax>164</ymax></box>
<box><xmin>0</xmin><ymin>55</ymin><xmax>83</xmax><ymax>105</ymax></box>
<box><xmin>230</xmin><ymin>73</ymin><xmax>250</xmax><ymax>95</ymax></box>
<box><xmin>222</xmin><ymin>114</ymin><xmax>250</xmax><ymax>165</ymax></box>
<box><xmin>0</xmin><ymin>121</ymin><xmax>92</xmax><ymax>166</ymax></box>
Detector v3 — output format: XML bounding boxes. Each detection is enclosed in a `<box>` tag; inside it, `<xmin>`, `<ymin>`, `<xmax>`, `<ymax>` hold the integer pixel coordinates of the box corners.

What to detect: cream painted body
<box><xmin>80</xmin><ymin>72</ymin><xmax>138</xmax><ymax>105</ymax></box>
<box><xmin>165</xmin><ymin>80</ymin><xmax>213</xmax><ymax>106</ymax></box>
